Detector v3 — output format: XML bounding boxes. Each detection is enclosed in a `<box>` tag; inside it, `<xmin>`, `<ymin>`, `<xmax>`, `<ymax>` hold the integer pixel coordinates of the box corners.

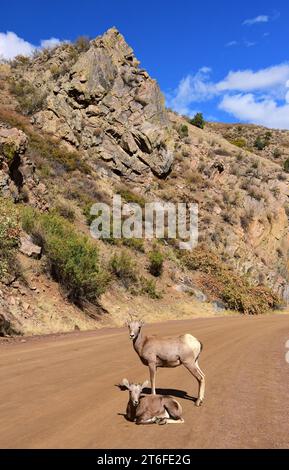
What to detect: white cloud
<box><xmin>225</xmin><ymin>40</ymin><xmax>258</xmax><ymax>48</ymax></box>
<box><xmin>216</xmin><ymin>64</ymin><xmax>289</xmax><ymax>93</ymax></box>
<box><xmin>226</xmin><ymin>41</ymin><xmax>238</xmax><ymax>47</ymax></box>
<box><xmin>40</xmin><ymin>38</ymin><xmax>63</xmax><ymax>49</ymax></box>
<box><xmin>243</xmin><ymin>11</ymin><xmax>280</xmax><ymax>26</ymax></box>
<box><xmin>0</xmin><ymin>31</ymin><xmax>65</xmax><ymax>60</ymax></box>
<box><xmin>244</xmin><ymin>41</ymin><xmax>257</xmax><ymax>47</ymax></box>
<box><xmin>219</xmin><ymin>93</ymin><xmax>289</xmax><ymax>129</ymax></box>
<box><xmin>243</xmin><ymin>15</ymin><xmax>269</xmax><ymax>26</ymax></box>
<box><xmin>0</xmin><ymin>31</ymin><xmax>35</xmax><ymax>60</ymax></box>
<box><xmin>286</xmin><ymin>81</ymin><xmax>289</xmax><ymax>104</ymax></box>
<box><xmin>166</xmin><ymin>67</ymin><xmax>215</xmax><ymax>115</ymax></box>
<box><xmin>167</xmin><ymin>63</ymin><xmax>289</xmax><ymax>129</ymax></box>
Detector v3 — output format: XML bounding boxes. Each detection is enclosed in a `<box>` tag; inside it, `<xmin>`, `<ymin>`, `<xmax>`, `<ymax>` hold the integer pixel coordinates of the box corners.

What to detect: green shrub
<box><xmin>117</xmin><ymin>185</ymin><xmax>146</xmax><ymax>207</ymax></box>
<box><xmin>11</xmin><ymin>55</ymin><xmax>30</xmax><ymax>67</ymax></box>
<box><xmin>284</xmin><ymin>158</ymin><xmax>289</xmax><ymax>173</ymax></box>
<box><xmin>110</xmin><ymin>250</ymin><xmax>137</xmax><ymax>286</ymax></box>
<box><xmin>0</xmin><ymin>198</ymin><xmax>20</xmax><ymax>279</ymax></box>
<box><xmin>273</xmin><ymin>148</ymin><xmax>282</xmax><ymax>158</ymax></box>
<box><xmin>186</xmin><ymin>170</ymin><xmax>203</xmax><ymax>186</ymax></box>
<box><xmin>221</xmin><ymin>284</ymin><xmax>279</xmax><ymax>314</ymax></box>
<box><xmin>55</xmin><ymin>202</ymin><xmax>76</xmax><ymax>222</ymax></box>
<box><xmin>0</xmin><ymin>107</ymin><xmax>89</xmax><ymax>175</ymax></box>
<box><xmin>10</xmin><ymin>79</ymin><xmax>47</xmax><ymax>115</ymax></box>
<box><xmin>122</xmin><ymin>238</ymin><xmax>145</xmax><ymax>252</ymax></box>
<box><xmin>190</xmin><ymin>112</ymin><xmax>205</xmax><ymax>129</ymax></box>
<box><xmin>148</xmin><ymin>249</ymin><xmax>164</xmax><ymax>277</ymax></box>
<box><xmin>28</xmin><ymin>129</ymin><xmax>90</xmax><ymax>174</ymax></box>
<box><xmin>265</xmin><ymin>131</ymin><xmax>272</xmax><ymax>139</ymax></box>
<box><xmin>254</xmin><ymin>136</ymin><xmax>267</xmax><ymax>151</ymax></box>
<box><xmin>83</xmin><ymin>203</ymin><xmax>119</xmax><ymax>245</ymax></box>
<box><xmin>83</xmin><ymin>202</ymin><xmax>95</xmax><ymax>226</ymax></box>
<box><xmin>50</xmin><ymin>63</ymin><xmax>70</xmax><ymax>79</ymax></box>
<box><xmin>264</xmin><ymin>131</ymin><xmax>272</xmax><ymax>146</ymax></box>
<box><xmin>74</xmin><ymin>36</ymin><xmax>90</xmax><ymax>53</ymax></box>
<box><xmin>21</xmin><ymin>211</ymin><xmax>109</xmax><ymax>304</ymax></box>
<box><xmin>284</xmin><ymin>203</ymin><xmax>289</xmax><ymax>218</ymax></box>
<box><xmin>230</xmin><ymin>138</ymin><xmax>247</xmax><ymax>149</ymax></box>
<box><xmin>20</xmin><ymin>205</ymin><xmax>37</xmax><ymax>233</ymax></box>
<box><xmin>1</xmin><ymin>141</ymin><xmax>17</xmax><ymax>163</ymax></box>
<box><xmin>181</xmin><ymin>245</ymin><xmax>280</xmax><ymax>314</ymax></box>
<box><xmin>140</xmin><ymin>277</ymin><xmax>162</xmax><ymax>299</ymax></box>
<box><xmin>178</xmin><ymin>124</ymin><xmax>189</xmax><ymax>138</ymax></box>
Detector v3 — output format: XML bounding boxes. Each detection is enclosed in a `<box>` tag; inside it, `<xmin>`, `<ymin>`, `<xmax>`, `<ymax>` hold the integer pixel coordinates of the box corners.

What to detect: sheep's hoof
<box><xmin>195</xmin><ymin>399</ymin><xmax>203</xmax><ymax>407</ymax></box>
<box><xmin>155</xmin><ymin>417</ymin><xmax>167</xmax><ymax>425</ymax></box>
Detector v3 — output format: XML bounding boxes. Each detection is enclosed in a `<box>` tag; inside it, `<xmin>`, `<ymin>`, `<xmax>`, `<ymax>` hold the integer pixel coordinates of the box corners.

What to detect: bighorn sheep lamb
<box><xmin>126</xmin><ymin>319</ymin><xmax>205</xmax><ymax>406</ymax></box>
<box><xmin>122</xmin><ymin>378</ymin><xmax>184</xmax><ymax>425</ymax></box>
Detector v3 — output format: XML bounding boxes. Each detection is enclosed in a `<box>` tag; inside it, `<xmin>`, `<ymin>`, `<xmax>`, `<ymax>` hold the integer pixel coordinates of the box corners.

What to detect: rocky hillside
<box><xmin>0</xmin><ymin>28</ymin><xmax>288</xmax><ymax>336</ymax></box>
<box><xmin>207</xmin><ymin>121</ymin><xmax>289</xmax><ymax>169</ymax></box>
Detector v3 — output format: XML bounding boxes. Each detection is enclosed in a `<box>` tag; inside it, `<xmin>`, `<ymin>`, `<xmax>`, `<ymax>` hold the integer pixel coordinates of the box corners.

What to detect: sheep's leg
<box><xmin>136</xmin><ymin>415</ymin><xmax>157</xmax><ymax>425</ymax></box>
<box><xmin>163</xmin><ymin>398</ymin><xmax>183</xmax><ymax>420</ymax></box>
<box><xmin>195</xmin><ymin>360</ymin><xmax>205</xmax><ymax>406</ymax></box>
<box><xmin>164</xmin><ymin>418</ymin><xmax>185</xmax><ymax>424</ymax></box>
<box><xmin>155</xmin><ymin>411</ymin><xmax>185</xmax><ymax>425</ymax></box>
<box><xmin>183</xmin><ymin>360</ymin><xmax>205</xmax><ymax>406</ymax></box>
<box><xmin>148</xmin><ymin>362</ymin><xmax>156</xmax><ymax>395</ymax></box>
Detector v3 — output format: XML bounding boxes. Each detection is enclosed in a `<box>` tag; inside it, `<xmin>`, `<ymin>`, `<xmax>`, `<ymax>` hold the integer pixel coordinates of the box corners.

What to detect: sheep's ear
<box><xmin>140</xmin><ymin>319</ymin><xmax>145</xmax><ymax>326</ymax></box>
<box><xmin>125</xmin><ymin>313</ymin><xmax>134</xmax><ymax>326</ymax></box>
<box><xmin>122</xmin><ymin>378</ymin><xmax>130</xmax><ymax>389</ymax></box>
<box><xmin>141</xmin><ymin>380</ymin><xmax>149</xmax><ymax>390</ymax></box>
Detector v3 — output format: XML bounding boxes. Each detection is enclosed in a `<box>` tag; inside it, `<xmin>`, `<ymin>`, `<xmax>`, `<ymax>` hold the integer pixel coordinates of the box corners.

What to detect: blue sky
<box><xmin>1</xmin><ymin>0</ymin><xmax>289</xmax><ymax>128</ymax></box>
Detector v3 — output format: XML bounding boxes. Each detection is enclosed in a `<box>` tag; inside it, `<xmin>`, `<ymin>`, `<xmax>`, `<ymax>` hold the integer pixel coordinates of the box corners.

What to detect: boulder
<box><xmin>212</xmin><ymin>300</ymin><xmax>227</xmax><ymax>312</ymax></box>
<box><xmin>20</xmin><ymin>234</ymin><xmax>42</xmax><ymax>259</ymax></box>
<box><xmin>0</xmin><ymin>312</ymin><xmax>19</xmax><ymax>336</ymax></box>
<box><xmin>0</xmin><ymin>127</ymin><xmax>28</xmax><ymax>160</ymax></box>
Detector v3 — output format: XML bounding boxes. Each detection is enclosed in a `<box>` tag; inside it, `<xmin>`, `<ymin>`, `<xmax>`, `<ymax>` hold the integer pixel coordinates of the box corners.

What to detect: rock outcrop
<box><xmin>0</xmin><ymin>125</ymin><xmax>48</xmax><ymax>209</ymax></box>
<box><xmin>30</xmin><ymin>28</ymin><xmax>174</xmax><ymax>179</ymax></box>
<box><xmin>0</xmin><ymin>126</ymin><xmax>28</xmax><ymax>199</ymax></box>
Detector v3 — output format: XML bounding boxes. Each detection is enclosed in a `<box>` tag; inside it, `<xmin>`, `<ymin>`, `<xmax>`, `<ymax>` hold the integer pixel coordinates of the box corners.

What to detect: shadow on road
<box><xmin>116</xmin><ymin>384</ymin><xmax>196</xmax><ymax>402</ymax></box>
<box><xmin>143</xmin><ymin>388</ymin><xmax>196</xmax><ymax>402</ymax></box>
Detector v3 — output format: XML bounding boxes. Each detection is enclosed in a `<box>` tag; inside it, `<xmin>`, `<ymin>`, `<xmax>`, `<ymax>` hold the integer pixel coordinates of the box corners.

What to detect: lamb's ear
<box><xmin>122</xmin><ymin>378</ymin><xmax>130</xmax><ymax>389</ymax></box>
<box><xmin>141</xmin><ymin>380</ymin><xmax>149</xmax><ymax>390</ymax></box>
<box><xmin>140</xmin><ymin>319</ymin><xmax>145</xmax><ymax>326</ymax></box>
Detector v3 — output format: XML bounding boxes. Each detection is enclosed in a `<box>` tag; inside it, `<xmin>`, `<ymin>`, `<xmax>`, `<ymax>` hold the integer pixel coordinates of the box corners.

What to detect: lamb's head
<box><xmin>122</xmin><ymin>378</ymin><xmax>149</xmax><ymax>406</ymax></box>
<box><xmin>126</xmin><ymin>319</ymin><xmax>144</xmax><ymax>340</ymax></box>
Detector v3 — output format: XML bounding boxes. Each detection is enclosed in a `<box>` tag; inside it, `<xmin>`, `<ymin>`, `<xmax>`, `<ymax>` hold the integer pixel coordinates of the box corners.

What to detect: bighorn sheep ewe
<box><xmin>122</xmin><ymin>378</ymin><xmax>184</xmax><ymax>425</ymax></box>
<box><xmin>127</xmin><ymin>320</ymin><xmax>205</xmax><ymax>406</ymax></box>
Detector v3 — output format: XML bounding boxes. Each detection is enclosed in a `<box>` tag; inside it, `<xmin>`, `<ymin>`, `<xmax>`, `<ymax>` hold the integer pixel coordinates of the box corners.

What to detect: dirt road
<box><xmin>0</xmin><ymin>315</ymin><xmax>289</xmax><ymax>449</ymax></box>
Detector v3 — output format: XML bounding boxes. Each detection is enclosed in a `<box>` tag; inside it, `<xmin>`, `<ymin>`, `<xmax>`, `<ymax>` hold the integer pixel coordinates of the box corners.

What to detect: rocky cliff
<box><xmin>15</xmin><ymin>28</ymin><xmax>175</xmax><ymax>180</ymax></box>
